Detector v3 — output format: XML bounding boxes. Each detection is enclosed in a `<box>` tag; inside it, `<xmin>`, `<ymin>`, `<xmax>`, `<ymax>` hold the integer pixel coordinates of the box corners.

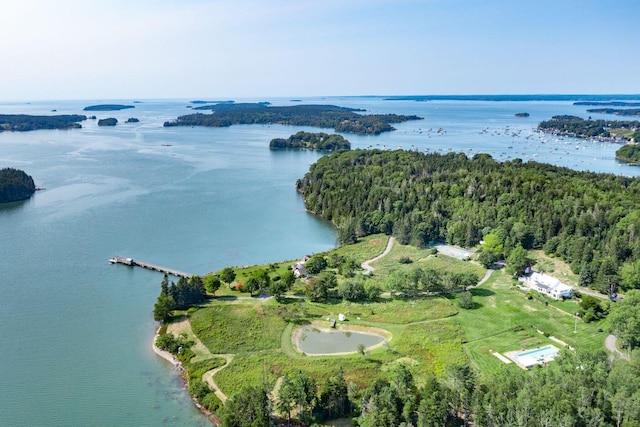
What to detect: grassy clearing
<box><xmin>452</xmin><ymin>269</ymin><xmax>606</xmax><ymax>374</ymax></box>
<box><xmin>335</xmin><ymin>296</ymin><xmax>458</xmax><ymax>324</ymax></box>
<box><xmin>170</xmin><ymin>237</ymin><xmax>608</xmax><ymax>410</ymax></box>
<box><xmin>365</xmin><ymin>242</ymin><xmax>486</xmax><ymax>289</ymax></box>
<box><xmin>331</xmin><ymin>234</ymin><xmax>391</xmax><ymax>263</ymax></box>
<box><xmin>190</xmin><ymin>303</ymin><xmax>288</xmax><ymax>353</ymax></box>
<box><xmin>530</xmin><ymin>250</ymin><xmax>579</xmax><ymax>286</ymax></box>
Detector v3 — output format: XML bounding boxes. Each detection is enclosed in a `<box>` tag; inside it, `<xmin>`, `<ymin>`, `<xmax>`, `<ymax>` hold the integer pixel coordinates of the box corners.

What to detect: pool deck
<box><xmin>505</xmin><ymin>344</ymin><xmax>560</xmax><ymax>370</ymax></box>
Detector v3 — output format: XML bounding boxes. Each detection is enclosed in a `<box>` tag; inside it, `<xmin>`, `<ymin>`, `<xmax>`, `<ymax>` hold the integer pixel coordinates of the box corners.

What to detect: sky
<box><xmin>1</xmin><ymin>0</ymin><xmax>639</xmax><ymax>101</ymax></box>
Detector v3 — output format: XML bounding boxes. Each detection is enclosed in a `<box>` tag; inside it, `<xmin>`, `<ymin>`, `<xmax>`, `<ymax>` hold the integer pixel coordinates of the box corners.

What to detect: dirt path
<box><xmin>605</xmin><ymin>334</ymin><xmax>630</xmax><ymax>360</ymax></box>
<box><xmin>362</xmin><ymin>236</ymin><xmax>395</xmax><ymax>274</ymax></box>
<box><xmin>202</xmin><ymin>354</ymin><xmax>234</xmax><ymax>403</ymax></box>
<box><xmin>475</xmin><ymin>269</ymin><xmax>494</xmax><ymax>287</ymax></box>
<box><xmin>164</xmin><ymin>318</ymin><xmax>234</xmax><ymax>402</ymax></box>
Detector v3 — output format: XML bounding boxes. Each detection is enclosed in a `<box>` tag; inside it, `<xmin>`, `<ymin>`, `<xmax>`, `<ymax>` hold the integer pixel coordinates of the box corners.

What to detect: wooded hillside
<box><xmin>297</xmin><ymin>149</ymin><xmax>640</xmax><ymax>292</ymax></box>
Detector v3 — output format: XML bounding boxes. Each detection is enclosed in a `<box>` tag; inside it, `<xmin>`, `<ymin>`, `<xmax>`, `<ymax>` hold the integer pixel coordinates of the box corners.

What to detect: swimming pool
<box><xmin>507</xmin><ymin>344</ymin><xmax>560</xmax><ymax>369</ymax></box>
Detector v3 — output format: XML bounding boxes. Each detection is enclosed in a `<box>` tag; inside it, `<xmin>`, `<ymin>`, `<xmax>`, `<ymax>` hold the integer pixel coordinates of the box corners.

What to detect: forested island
<box><xmin>616</xmin><ymin>144</ymin><xmax>640</xmax><ymax>164</ymax></box>
<box><xmin>0</xmin><ymin>168</ymin><xmax>36</xmax><ymax>203</ymax></box>
<box><xmin>514</xmin><ymin>112</ymin><xmax>529</xmax><ymax>117</ymax></box>
<box><xmin>97</xmin><ymin>118</ymin><xmax>118</xmax><ymax>126</ymax></box>
<box><xmin>269</xmin><ymin>131</ymin><xmax>350</xmax><ymax>151</ymax></box>
<box><xmin>0</xmin><ymin>114</ymin><xmax>86</xmax><ymax>132</ymax></box>
<box><xmin>163</xmin><ymin>103</ymin><xmax>422</xmax><ymax>135</ymax></box>
<box><xmin>83</xmin><ymin>104</ymin><xmax>135</xmax><ymax>111</ymax></box>
<box><xmin>575</xmin><ymin>101</ymin><xmax>640</xmax><ymax>107</ymax></box>
<box><xmin>125</xmin><ymin>117</ymin><xmax>140</xmax><ymax>123</ymax></box>
<box><xmin>586</xmin><ymin>108</ymin><xmax>640</xmax><ymax>117</ymax></box>
<box><xmin>538</xmin><ymin>115</ymin><xmax>640</xmax><ymax>141</ymax></box>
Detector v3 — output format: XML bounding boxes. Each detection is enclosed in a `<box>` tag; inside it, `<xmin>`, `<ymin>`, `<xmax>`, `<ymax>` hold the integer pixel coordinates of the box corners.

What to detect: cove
<box><xmin>295</xmin><ymin>324</ymin><xmax>389</xmax><ymax>355</ymax></box>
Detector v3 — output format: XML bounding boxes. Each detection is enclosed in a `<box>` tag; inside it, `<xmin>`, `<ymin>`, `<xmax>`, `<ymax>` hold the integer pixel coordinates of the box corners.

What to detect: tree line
<box><xmin>296</xmin><ymin>149</ymin><xmax>640</xmax><ymax>294</ymax></box>
<box><xmin>0</xmin><ymin>114</ymin><xmax>86</xmax><ymax>132</ymax></box>
<box><xmin>163</xmin><ymin>103</ymin><xmax>422</xmax><ymax>135</ymax></box>
<box><xmin>0</xmin><ymin>168</ymin><xmax>36</xmax><ymax>203</ymax></box>
<box><xmin>218</xmin><ymin>349</ymin><xmax>640</xmax><ymax>427</ymax></box>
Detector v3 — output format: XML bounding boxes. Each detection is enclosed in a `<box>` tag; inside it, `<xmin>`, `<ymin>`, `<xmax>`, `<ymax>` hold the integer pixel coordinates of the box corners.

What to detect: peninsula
<box><xmin>152</xmin><ymin>149</ymin><xmax>640</xmax><ymax>426</ymax></box>
<box><xmin>538</xmin><ymin>115</ymin><xmax>640</xmax><ymax>142</ymax></box>
<box><xmin>586</xmin><ymin>108</ymin><xmax>640</xmax><ymax>117</ymax></box>
<box><xmin>0</xmin><ymin>114</ymin><xmax>86</xmax><ymax>132</ymax></box>
<box><xmin>163</xmin><ymin>103</ymin><xmax>422</xmax><ymax>135</ymax></box>
<box><xmin>269</xmin><ymin>131</ymin><xmax>350</xmax><ymax>151</ymax></box>
<box><xmin>0</xmin><ymin>168</ymin><xmax>36</xmax><ymax>203</ymax></box>
<box><xmin>615</xmin><ymin>144</ymin><xmax>640</xmax><ymax>164</ymax></box>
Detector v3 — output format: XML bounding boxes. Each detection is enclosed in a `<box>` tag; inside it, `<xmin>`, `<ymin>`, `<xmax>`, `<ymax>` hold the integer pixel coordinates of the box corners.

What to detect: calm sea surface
<box><xmin>1</xmin><ymin>97</ymin><xmax>638</xmax><ymax>426</ymax></box>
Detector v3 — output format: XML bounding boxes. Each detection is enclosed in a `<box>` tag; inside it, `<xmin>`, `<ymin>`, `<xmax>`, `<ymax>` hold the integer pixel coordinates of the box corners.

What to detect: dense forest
<box><xmin>0</xmin><ymin>168</ymin><xmax>36</xmax><ymax>203</ymax></box>
<box><xmin>269</xmin><ymin>131</ymin><xmax>350</xmax><ymax>151</ymax></box>
<box><xmin>616</xmin><ymin>144</ymin><xmax>640</xmax><ymax>163</ymax></box>
<box><xmin>0</xmin><ymin>114</ymin><xmax>86</xmax><ymax>131</ymax></box>
<box><xmin>164</xmin><ymin>103</ymin><xmax>422</xmax><ymax>135</ymax></box>
<box><xmin>538</xmin><ymin>115</ymin><xmax>640</xmax><ymax>141</ymax></box>
<box><xmin>296</xmin><ymin>149</ymin><xmax>640</xmax><ymax>293</ymax></box>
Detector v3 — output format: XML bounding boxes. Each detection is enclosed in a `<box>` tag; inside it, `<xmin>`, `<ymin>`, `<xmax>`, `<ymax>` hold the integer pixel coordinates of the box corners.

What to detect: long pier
<box><xmin>109</xmin><ymin>256</ymin><xmax>193</xmax><ymax>279</ymax></box>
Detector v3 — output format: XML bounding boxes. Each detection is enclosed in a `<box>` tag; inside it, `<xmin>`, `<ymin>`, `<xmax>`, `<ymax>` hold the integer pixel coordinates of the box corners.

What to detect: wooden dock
<box><xmin>109</xmin><ymin>256</ymin><xmax>193</xmax><ymax>279</ymax></box>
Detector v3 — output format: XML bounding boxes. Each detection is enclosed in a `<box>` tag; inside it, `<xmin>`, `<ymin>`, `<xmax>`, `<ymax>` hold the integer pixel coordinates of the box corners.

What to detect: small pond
<box><xmin>296</xmin><ymin>326</ymin><xmax>387</xmax><ymax>355</ymax></box>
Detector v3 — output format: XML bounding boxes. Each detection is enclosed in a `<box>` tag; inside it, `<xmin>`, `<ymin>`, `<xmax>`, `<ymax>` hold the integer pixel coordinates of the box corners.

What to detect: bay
<box><xmin>1</xmin><ymin>96</ymin><xmax>638</xmax><ymax>426</ymax></box>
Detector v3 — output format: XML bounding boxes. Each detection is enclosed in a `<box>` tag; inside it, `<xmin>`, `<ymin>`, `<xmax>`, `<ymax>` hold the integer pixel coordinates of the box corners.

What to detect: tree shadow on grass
<box><xmin>471</xmin><ymin>288</ymin><xmax>495</xmax><ymax>297</ymax></box>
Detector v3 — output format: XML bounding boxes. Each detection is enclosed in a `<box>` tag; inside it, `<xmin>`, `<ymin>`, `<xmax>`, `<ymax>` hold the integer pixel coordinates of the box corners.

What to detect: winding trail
<box><xmin>361</xmin><ymin>236</ymin><xmax>395</xmax><ymax>274</ymax></box>
<box><xmin>475</xmin><ymin>268</ymin><xmax>494</xmax><ymax>287</ymax></box>
<box><xmin>605</xmin><ymin>334</ymin><xmax>630</xmax><ymax>360</ymax></box>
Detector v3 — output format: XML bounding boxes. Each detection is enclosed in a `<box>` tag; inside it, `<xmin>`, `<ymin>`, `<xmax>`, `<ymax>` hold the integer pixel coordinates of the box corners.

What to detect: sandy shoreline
<box><xmin>291</xmin><ymin>320</ymin><xmax>392</xmax><ymax>356</ymax></box>
<box><xmin>152</xmin><ymin>325</ymin><xmax>219</xmax><ymax>425</ymax></box>
<box><xmin>152</xmin><ymin>327</ymin><xmax>181</xmax><ymax>367</ymax></box>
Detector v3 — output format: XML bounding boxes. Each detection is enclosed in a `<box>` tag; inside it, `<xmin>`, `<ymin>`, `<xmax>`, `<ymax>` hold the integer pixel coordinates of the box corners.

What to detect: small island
<box><xmin>0</xmin><ymin>114</ymin><xmax>86</xmax><ymax>132</ymax></box>
<box><xmin>83</xmin><ymin>104</ymin><xmax>135</xmax><ymax>111</ymax></box>
<box><xmin>125</xmin><ymin>117</ymin><xmax>140</xmax><ymax>123</ymax></box>
<box><xmin>0</xmin><ymin>168</ymin><xmax>36</xmax><ymax>203</ymax></box>
<box><xmin>269</xmin><ymin>131</ymin><xmax>350</xmax><ymax>151</ymax></box>
<box><xmin>98</xmin><ymin>118</ymin><xmax>118</xmax><ymax>126</ymax></box>
<box><xmin>514</xmin><ymin>112</ymin><xmax>530</xmax><ymax>117</ymax></box>
<box><xmin>164</xmin><ymin>103</ymin><xmax>422</xmax><ymax>136</ymax></box>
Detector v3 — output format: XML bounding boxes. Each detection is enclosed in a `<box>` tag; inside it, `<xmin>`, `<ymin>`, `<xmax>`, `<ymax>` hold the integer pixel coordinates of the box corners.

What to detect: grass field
<box><xmin>162</xmin><ymin>236</ymin><xmax>609</xmax><ymax>418</ymax></box>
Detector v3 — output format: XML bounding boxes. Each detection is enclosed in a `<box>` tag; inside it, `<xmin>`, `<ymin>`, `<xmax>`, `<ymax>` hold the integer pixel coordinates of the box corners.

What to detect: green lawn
<box><xmin>166</xmin><ymin>238</ymin><xmax>609</xmax><ymax>411</ymax></box>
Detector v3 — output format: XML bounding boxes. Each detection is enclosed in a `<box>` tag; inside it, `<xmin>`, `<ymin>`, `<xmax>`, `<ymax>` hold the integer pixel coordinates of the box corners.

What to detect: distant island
<box><xmin>126</xmin><ymin>117</ymin><xmax>140</xmax><ymax>123</ymax></box>
<box><xmin>83</xmin><ymin>104</ymin><xmax>135</xmax><ymax>111</ymax></box>
<box><xmin>0</xmin><ymin>168</ymin><xmax>36</xmax><ymax>203</ymax></box>
<box><xmin>164</xmin><ymin>103</ymin><xmax>422</xmax><ymax>135</ymax></box>
<box><xmin>190</xmin><ymin>100</ymin><xmax>234</xmax><ymax>105</ymax></box>
<box><xmin>575</xmin><ymin>101</ymin><xmax>640</xmax><ymax>107</ymax></box>
<box><xmin>0</xmin><ymin>114</ymin><xmax>86</xmax><ymax>132</ymax></box>
<box><xmin>586</xmin><ymin>108</ymin><xmax>640</xmax><ymax>117</ymax></box>
<box><xmin>538</xmin><ymin>115</ymin><xmax>640</xmax><ymax>142</ymax></box>
<box><xmin>269</xmin><ymin>131</ymin><xmax>350</xmax><ymax>151</ymax></box>
<box><xmin>98</xmin><ymin>118</ymin><xmax>118</xmax><ymax>126</ymax></box>
<box><xmin>514</xmin><ymin>112</ymin><xmax>530</xmax><ymax>117</ymax></box>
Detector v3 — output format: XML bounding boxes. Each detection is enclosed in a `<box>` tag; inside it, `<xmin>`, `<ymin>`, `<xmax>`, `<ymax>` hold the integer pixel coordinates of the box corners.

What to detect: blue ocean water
<box><xmin>0</xmin><ymin>96</ymin><xmax>638</xmax><ymax>426</ymax></box>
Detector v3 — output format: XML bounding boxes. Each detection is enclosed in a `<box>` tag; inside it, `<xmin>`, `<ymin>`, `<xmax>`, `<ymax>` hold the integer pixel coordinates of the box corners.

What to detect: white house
<box><xmin>522</xmin><ymin>272</ymin><xmax>573</xmax><ymax>300</ymax></box>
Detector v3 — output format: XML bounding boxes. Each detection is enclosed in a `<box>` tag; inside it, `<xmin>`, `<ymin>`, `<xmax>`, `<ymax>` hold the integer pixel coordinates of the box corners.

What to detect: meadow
<box><xmin>165</xmin><ymin>234</ymin><xmax>608</xmax><ymax>417</ymax></box>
